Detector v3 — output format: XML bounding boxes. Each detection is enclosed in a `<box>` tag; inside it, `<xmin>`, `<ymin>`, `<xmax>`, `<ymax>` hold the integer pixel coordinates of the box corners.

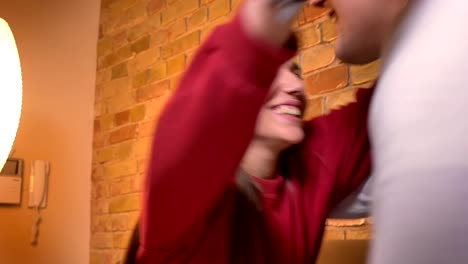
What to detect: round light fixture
<box><xmin>0</xmin><ymin>18</ymin><xmax>22</xmax><ymax>171</ymax></box>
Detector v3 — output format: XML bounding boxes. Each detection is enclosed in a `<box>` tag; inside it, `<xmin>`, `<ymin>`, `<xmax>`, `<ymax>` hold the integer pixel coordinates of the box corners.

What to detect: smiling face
<box><xmin>254</xmin><ymin>61</ymin><xmax>306</xmax><ymax>151</ymax></box>
<box><xmin>310</xmin><ymin>0</ymin><xmax>407</xmax><ymax>65</ymax></box>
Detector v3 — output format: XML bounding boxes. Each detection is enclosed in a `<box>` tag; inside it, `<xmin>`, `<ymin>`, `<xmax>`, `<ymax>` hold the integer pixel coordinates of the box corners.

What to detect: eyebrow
<box><xmin>289</xmin><ymin>62</ymin><xmax>302</xmax><ymax>78</ymax></box>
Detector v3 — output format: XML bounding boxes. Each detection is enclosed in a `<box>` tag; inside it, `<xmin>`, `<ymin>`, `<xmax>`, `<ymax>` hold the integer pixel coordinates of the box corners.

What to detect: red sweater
<box><xmin>137</xmin><ymin>15</ymin><xmax>372</xmax><ymax>264</ymax></box>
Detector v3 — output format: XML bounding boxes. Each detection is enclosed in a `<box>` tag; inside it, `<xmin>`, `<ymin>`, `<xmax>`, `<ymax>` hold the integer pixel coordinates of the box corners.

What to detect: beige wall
<box><xmin>0</xmin><ymin>0</ymin><xmax>100</xmax><ymax>263</ymax></box>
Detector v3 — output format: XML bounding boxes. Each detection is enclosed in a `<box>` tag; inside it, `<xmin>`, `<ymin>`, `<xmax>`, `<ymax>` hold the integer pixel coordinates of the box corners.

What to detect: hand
<box><xmin>240</xmin><ymin>0</ymin><xmax>307</xmax><ymax>47</ymax></box>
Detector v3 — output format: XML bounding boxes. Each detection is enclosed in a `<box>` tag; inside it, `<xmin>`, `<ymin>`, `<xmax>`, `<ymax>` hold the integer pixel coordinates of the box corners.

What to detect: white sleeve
<box><xmin>368</xmin><ymin>1</ymin><xmax>468</xmax><ymax>263</ymax></box>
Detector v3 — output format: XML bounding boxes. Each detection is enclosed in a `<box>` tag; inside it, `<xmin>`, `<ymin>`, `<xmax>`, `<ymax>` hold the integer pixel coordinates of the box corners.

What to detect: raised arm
<box><xmin>137</xmin><ymin>1</ymin><xmax>303</xmax><ymax>262</ymax></box>
<box><xmin>300</xmin><ymin>87</ymin><xmax>374</xmax><ymax>211</ymax></box>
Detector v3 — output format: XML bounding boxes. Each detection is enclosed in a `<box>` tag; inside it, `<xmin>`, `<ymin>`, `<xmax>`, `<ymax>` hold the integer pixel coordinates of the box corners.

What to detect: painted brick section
<box><xmin>350</xmin><ymin>60</ymin><xmax>380</xmax><ymax>85</ymax></box>
<box><xmin>296</xmin><ymin>25</ymin><xmax>320</xmax><ymax>49</ymax></box>
<box><xmin>305</xmin><ymin>65</ymin><xmax>348</xmax><ymax>95</ymax></box>
<box><xmin>161</xmin><ymin>31</ymin><xmax>200</xmax><ymax>58</ymax></box>
<box><xmin>301</xmin><ymin>44</ymin><xmax>335</xmax><ymax>73</ymax></box>
<box><xmin>93</xmin><ymin>0</ymin><xmax>377</xmax><ymax>262</ymax></box>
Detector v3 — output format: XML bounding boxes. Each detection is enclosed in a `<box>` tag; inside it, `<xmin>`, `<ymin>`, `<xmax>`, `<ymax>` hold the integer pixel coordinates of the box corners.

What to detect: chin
<box><xmin>280</xmin><ymin>130</ymin><xmax>305</xmax><ymax>146</ymax></box>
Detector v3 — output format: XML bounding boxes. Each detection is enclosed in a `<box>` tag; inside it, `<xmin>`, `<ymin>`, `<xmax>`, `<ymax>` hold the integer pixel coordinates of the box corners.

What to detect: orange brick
<box><xmin>93</xmin><ymin>133</ymin><xmax>108</xmax><ymax>148</ymax></box>
<box><xmin>96</xmin><ymin>146</ymin><xmax>114</xmax><ymax>163</ymax></box>
<box><xmin>95</xmin><ymin>102</ymin><xmax>105</xmax><ymax>117</ymax></box>
<box><xmin>132</xmin><ymin>69</ymin><xmax>153</xmax><ymax>88</ymax></box>
<box><xmin>131</xmin><ymin>35</ymin><xmax>150</xmax><ymax>54</ymax></box>
<box><xmin>99</xmin><ymin>114</ymin><xmax>114</xmax><ymax>131</ymax></box>
<box><xmin>161</xmin><ymin>31</ymin><xmax>200</xmax><ymax>58</ymax></box>
<box><xmin>91</xmin><ymin>214</ymin><xmax>113</xmax><ymax>232</ymax></box>
<box><xmin>112</xmin><ymin>30</ymin><xmax>128</xmax><ymax>49</ymax></box>
<box><xmin>187</xmin><ymin>7</ymin><xmax>208</xmax><ymax>30</ymax></box>
<box><xmin>295</xmin><ymin>9</ymin><xmax>306</xmax><ymax>27</ymax></box>
<box><xmin>162</xmin><ymin>0</ymin><xmax>200</xmax><ymax>24</ymax></box>
<box><xmin>100</xmin><ymin>0</ymin><xmax>114</xmax><ymax>8</ymax></box>
<box><xmin>127</xmin><ymin>211</ymin><xmax>140</xmax><ymax>229</ymax></box>
<box><xmin>149</xmin><ymin>62</ymin><xmax>167</xmax><ymax>82</ymax></box>
<box><xmin>92</xmin><ymin>165</ymin><xmax>105</xmax><ymax>182</ymax></box>
<box><xmin>128</xmin><ymin>47</ymin><xmax>160</xmax><ymax>73</ymax></box>
<box><xmin>303</xmin><ymin>5</ymin><xmax>330</xmax><ymax>22</ymax></box>
<box><xmin>136</xmin><ymin>80</ymin><xmax>170</xmax><ymax>102</ymax></box>
<box><xmin>113</xmin><ymin>250</ymin><xmax>127</xmax><ymax>264</ymax></box>
<box><xmin>105</xmin><ymin>160</ymin><xmax>138</xmax><ymax>179</ymax></box>
<box><xmin>167</xmin><ymin>19</ymin><xmax>187</xmax><ymax>40</ymax></box>
<box><xmin>321</xmin><ymin>19</ymin><xmax>337</xmax><ymax>42</ymax></box>
<box><xmin>111</xmin><ymin>62</ymin><xmax>128</xmax><ymax>79</ymax></box>
<box><xmin>92</xmin><ymin>181</ymin><xmax>110</xmax><ymax>200</ymax></box>
<box><xmin>303</xmin><ymin>97</ymin><xmax>324</xmax><ymax>120</ymax></box>
<box><xmin>138</xmin><ymin>120</ymin><xmax>156</xmax><ymax>138</ymax></box>
<box><xmin>186</xmin><ymin>51</ymin><xmax>196</xmax><ymax>65</ymax></box>
<box><xmin>109</xmin><ymin>124</ymin><xmax>137</xmax><ymax>144</ymax></box>
<box><xmin>146</xmin><ymin>90</ymin><xmax>171</xmax><ymax>119</ymax></box>
<box><xmin>130</xmin><ymin>104</ymin><xmax>146</xmax><ymax>122</ymax></box>
<box><xmin>111</xmin><ymin>213</ymin><xmax>131</xmax><ymax>231</ymax></box>
<box><xmin>326</xmin><ymin>218</ymin><xmax>369</xmax><ymax>227</ymax></box>
<box><xmin>138</xmin><ymin>158</ymin><xmax>149</xmax><ymax>174</ymax></box>
<box><xmin>147</xmin><ymin>0</ymin><xmax>166</xmax><ymax>14</ymax></box>
<box><xmin>151</xmin><ymin>29</ymin><xmax>169</xmax><ymax>47</ymax></box>
<box><xmin>90</xmin><ymin>250</ymin><xmax>113</xmax><ymax>264</ymax></box>
<box><xmin>98</xmin><ymin>37</ymin><xmax>113</xmax><ymax>57</ymax></box>
<box><xmin>114</xmin><ymin>141</ymin><xmax>134</xmax><ymax>159</ymax></box>
<box><xmin>301</xmin><ymin>44</ymin><xmax>335</xmax><ymax>73</ymax></box>
<box><xmin>231</xmin><ymin>0</ymin><xmax>243</xmax><ymax>11</ymax></box>
<box><xmin>94</xmin><ymin>119</ymin><xmax>101</xmax><ymax>133</ymax></box>
<box><xmin>96</xmin><ymin>69</ymin><xmax>111</xmax><ymax>86</ymax></box>
<box><xmin>323</xmin><ymin>226</ymin><xmax>345</xmax><ymax>240</ymax></box>
<box><xmin>128</xmin><ymin>22</ymin><xmax>150</xmax><ymax>41</ymax></box>
<box><xmin>201</xmin><ymin>16</ymin><xmax>230</xmax><ymax>40</ymax></box>
<box><xmin>296</xmin><ymin>25</ymin><xmax>320</xmax><ymax>49</ymax></box>
<box><xmin>113</xmin><ymin>231</ymin><xmax>132</xmax><ymax>249</ymax></box>
<box><xmin>102</xmin><ymin>77</ymin><xmax>131</xmax><ymax>100</ymax></box>
<box><xmin>169</xmin><ymin>74</ymin><xmax>182</xmax><ymax>90</ymax></box>
<box><xmin>114</xmin><ymin>3</ymin><xmax>148</xmax><ymax>30</ymax></box>
<box><xmin>304</xmin><ymin>65</ymin><xmax>348</xmax><ymax>95</ymax></box>
<box><xmin>326</xmin><ymin>88</ymin><xmax>357</xmax><ymax>112</ymax></box>
<box><xmin>114</xmin><ymin>110</ymin><xmax>130</xmax><ymax>126</ymax></box>
<box><xmin>350</xmin><ymin>60</ymin><xmax>380</xmax><ymax>85</ymax></box>
<box><xmin>167</xmin><ymin>54</ymin><xmax>186</xmax><ymax>75</ymax></box>
<box><xmin>107</xmin><ymin>91</ymin><xmax>136</xmax><ymax>113</ymax></box>
<box><xmin>108</xmin><ymin>0</ymin><xmax>138</xmax><ymax>18</ymax></box>
<box><xmin>135</xmin><ymin>137</ymin><xmax>152</xmax><ymax>157</ymax></box>
<box><xmin>91</xmin><ymin>232</ymin><xmax>113</xmax><ymax>249</ymax></box>
<box><xmin>91</xmin><ymin>198</ymin><xmax>109</xmax><ymax>215</ymax></box>
<box><xmin>209</xmin><ymin>0</ymin><xmax>230</xmax><ymax>21</ymax></box>
<box><xmin>148</xmin><ymin>12</ymin><xmax>162</xmax><ymax>29</ymax></box>
<box><xmin>110</xmin><ymin>177</ymin><xmax>134</xmax><ymax>196</ymax></box>
<box><xmin>345</xmin><ymin>226</ymin><xmax>372</xmax><ymax>240</ymax></box>
<box><xmin>109</xmin><ymin>193</ymin><xmax>141</xmax><ymax>213</ymax></box>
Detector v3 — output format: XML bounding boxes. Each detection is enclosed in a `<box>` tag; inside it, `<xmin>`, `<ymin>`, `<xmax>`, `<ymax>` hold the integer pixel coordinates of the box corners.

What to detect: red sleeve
<box><xmin>137</xmin><ymin>15</ymin><xmax>296</xmax><ymax>262</ymax></box>
<box><xmin>301</xmin><ymin>87</ymin><xmax>374</xmax><ymax>208</ymax></box>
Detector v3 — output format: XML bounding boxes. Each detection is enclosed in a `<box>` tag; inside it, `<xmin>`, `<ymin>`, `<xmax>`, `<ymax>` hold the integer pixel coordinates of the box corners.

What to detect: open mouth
<box><xmin>271</xmin><ymin>103</ymin><xmax>305</xmax><ymax>123</ymax></box>
<box><xmin>274</xmin><ymin>105</ymin><xmax>302</xmax><ymax>117</ymax></box>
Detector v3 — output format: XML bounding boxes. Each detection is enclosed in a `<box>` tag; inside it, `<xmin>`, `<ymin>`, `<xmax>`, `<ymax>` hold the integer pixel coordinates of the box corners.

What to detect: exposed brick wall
<box><xmin>92</xmin><ymin>0</ymin><xmax>378</xmax><ymax>263</ymax></box>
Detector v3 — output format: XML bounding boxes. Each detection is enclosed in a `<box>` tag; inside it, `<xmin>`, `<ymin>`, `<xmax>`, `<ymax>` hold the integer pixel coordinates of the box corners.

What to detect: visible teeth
<box><xmin>276</xmin><ymin>105</ymin><xmax>301</xmax><ymax>116</ymax></box>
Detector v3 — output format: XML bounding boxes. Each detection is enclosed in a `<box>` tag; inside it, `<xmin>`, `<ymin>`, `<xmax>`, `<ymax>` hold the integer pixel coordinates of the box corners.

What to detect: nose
<box><xmin>284</xmin><ymin>81</ymin><xmax>306</xmax><ymax>104</ymax></box>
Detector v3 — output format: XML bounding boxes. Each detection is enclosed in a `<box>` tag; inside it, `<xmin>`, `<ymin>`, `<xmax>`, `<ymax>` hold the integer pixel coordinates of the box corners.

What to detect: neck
<box><xmin>241</xmin><ymin>139</ymin><xmax>282</xmax><ymax>179</ymax></box>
